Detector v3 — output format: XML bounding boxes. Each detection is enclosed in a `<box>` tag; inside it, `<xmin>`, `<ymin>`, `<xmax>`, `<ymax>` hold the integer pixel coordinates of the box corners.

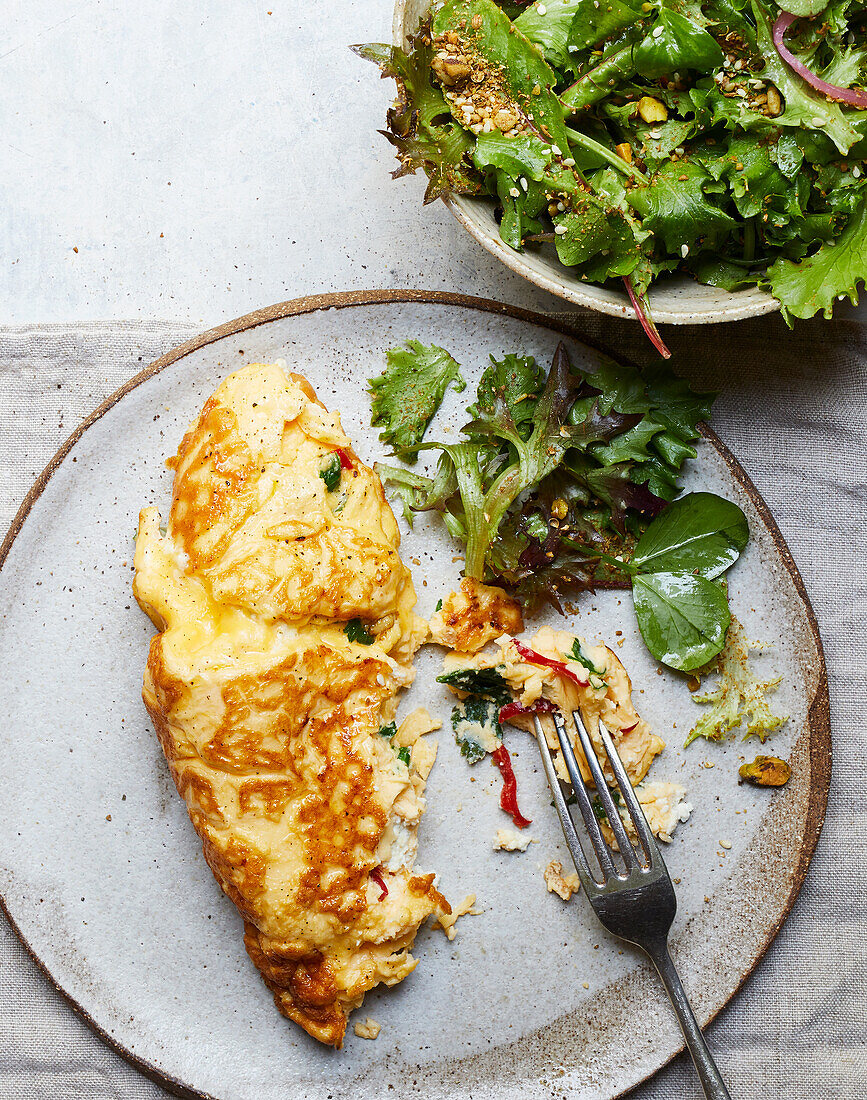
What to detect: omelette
<box><xmin>133</xmin><ymin>362</ymin><xmax>448</xmax><ymax>1047</ymax></box>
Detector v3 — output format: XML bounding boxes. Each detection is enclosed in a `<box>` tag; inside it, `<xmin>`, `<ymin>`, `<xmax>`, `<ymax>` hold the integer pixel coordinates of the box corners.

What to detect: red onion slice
<box><xmin>772</xmin><ymin>12</ymin><xmax>867</xmax><ymax>108</ymax></box>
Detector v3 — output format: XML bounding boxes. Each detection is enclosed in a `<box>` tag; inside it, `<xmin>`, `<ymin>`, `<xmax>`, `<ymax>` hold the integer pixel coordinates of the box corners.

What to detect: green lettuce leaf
<box><xmin>752</xmin><ymin>0</ymin><xmax>862</xmax><ymax>154</ymax></box>
<box><xmin>626</xmin><ymin>160</ymin><xmax>737</xmax><ymax>253</ymax></box>
<box><xmin>633</xmin><ymin>9</ymin><xmax>723</xmax><ymax>79</ymax></box>
<box><xmin>351</xmin><ymin>30</ymin><xmax>483</xmax><ymax>202</ymax></box>
<box><xmin>433</xmin><ymin>0</ymin><xmax>571</xmax><ymax>151</ymax></box>
<box><xmin>567</xmin><ymin>0</ymin><xmax>646</xmax><ymax>51</ymax></box>
<box><xmin>369</xmin><ymin>340</ymin><xmax>466</xmax><ymax>458</ymax></box>
<box><xmin>767</xmin><ymin>191</ymin><xmax>867</xmax><ymax>321</ymax></box>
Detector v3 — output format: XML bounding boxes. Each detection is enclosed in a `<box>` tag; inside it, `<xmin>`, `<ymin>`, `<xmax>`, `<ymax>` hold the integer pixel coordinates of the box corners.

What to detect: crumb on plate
<box><xmin>353</xmin><ymin>1017</ymin><xmax>381</xmax><ymax>1040</ymax></box>
<box><xmin>434</xmin><ymin>893</ymin><xmax>483</xmax><ymax>940</ymax></box>
<box><xmin>493</xmin><ymin>827</ymin><xmax>533</xmax><ymax>852</ymax></box>
<box><xmin>544</xmin><ymin>860</ymin><xmax>581</xmax><ymax>901</ymax></box>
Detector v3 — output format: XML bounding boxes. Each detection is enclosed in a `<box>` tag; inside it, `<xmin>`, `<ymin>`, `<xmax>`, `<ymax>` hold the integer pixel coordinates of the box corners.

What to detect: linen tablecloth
<box><xmin>0</xmin><ymin>314</ymin><xmax>864</xmax><ymax>1099</ymax></box>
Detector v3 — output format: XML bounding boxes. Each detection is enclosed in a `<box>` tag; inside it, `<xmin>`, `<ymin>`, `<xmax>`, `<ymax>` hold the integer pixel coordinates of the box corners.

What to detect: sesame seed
<box><xmin>811</xmin><ymin>116</ymin><xmax>825</xmax><ymax>127</ymax></box>
<box><xmin>537</xmin><ymin>2</ymin><xmax>546</xmax><ymax>11</ymax></box>
<box><xmin>554</xmin><ymin>224</ymin><xmax>568</xmax><ymax>235</ymax></box>
<box><xmin>681</xmin><ymin>244</ymin><xmax>689</xmax><ymax>257</ymax></box>
<box><xmin>652</xmin><ymin>25</ymin><xmax>663</xmax><ymax>36</ymax></box>
<box><xmin>550</xmin><ymin>144</ymin><xmax>562</xmax><ymax>155</ymax></box>
<box><xmin>509</xmin><ymin>186</ymin><xmax>520</xmax><ymax>198</ymax></box>
<box><xmin>854</xmin><ymin>166</ymin><xmax>862</xmax><ymax>178</ymax></box>
<box><xmin>520</xmin><ymin>177</ymin><xmax>528</xmax><ymax>191</ymax></box>
<box><xmin>563</xmin><ymin>157</ymin><xmax>575</xmax><ymax>166</ymax></box>
<box><xmin>719</xmin><ymin>839</ymin><xmax>732</xmax><ymax>849</ymax></box>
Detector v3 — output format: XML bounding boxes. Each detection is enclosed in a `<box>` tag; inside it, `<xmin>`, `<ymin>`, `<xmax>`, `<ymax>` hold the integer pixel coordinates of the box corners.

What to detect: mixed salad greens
<box><xmin>354</xmin><ymin>0</ymin><xmax>867</xmax><ymax>346</ymax></box>
<box><xmin>369</xmin><ymin>336</ymin><xmax>751</xmax><ymax>672</ymax></box>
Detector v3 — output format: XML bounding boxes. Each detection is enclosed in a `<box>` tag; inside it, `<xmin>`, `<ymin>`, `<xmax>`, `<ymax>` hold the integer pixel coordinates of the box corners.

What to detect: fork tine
<box><xmin>548</xmin><ymin>711</ymin><xmax>619</xmax><ymax>881</ymax></box>
<box><xmin>571</xmin><ymin>711</ymin><xmax>639</xmax><ymax>868</ymax></box>
<box><xmin>533</xmin><ymin>716</ymin><xmax>599</xmax><ymax>889</ymax></box>
<box><xmin>597</xmin><ymin>720</ymin><xmax>658</xmax><ymax>867</ymax></box>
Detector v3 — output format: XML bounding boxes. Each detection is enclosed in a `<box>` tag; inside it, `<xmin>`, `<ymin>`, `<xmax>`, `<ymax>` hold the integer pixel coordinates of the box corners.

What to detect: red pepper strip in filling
<box><xmin>336</xmin><ymin>447</ymin><xmax>354</xmax><ymax>470</ymax></box>
<box><xmin>511</xmin><ymin>638</ymin><xmax>585</xmax><ymax>687</ymax></box>
<box><xmin>491</xmin><ymin>745</ymin><xmax>532</xmax><ymax>829</ymax></box>
<box><xmin>498</xmin><ymin>698</ymin><xmax>557</xmax><ymax>724</ymax></box>
<box><xmin>370</xmin><ymin>867</ymin><xmax>389</xmax><ymax>901</ymax></box>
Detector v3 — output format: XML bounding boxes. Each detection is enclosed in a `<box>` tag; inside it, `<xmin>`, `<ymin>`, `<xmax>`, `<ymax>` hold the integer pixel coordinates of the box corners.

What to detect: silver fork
<box><xmin>534</xmin><ymin>710</ymin><xmax>732</xmax><ymax>1100</ymax></box>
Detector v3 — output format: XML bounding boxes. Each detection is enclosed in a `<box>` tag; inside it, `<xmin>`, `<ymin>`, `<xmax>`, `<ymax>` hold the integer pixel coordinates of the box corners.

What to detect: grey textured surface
<box><xmin>0</xmin><ymin>313</ymin><xmax>863</xmax><ymax>1099</ymax></box>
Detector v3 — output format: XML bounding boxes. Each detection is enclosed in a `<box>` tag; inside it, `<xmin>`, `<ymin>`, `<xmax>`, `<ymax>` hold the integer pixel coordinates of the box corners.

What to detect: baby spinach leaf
<box><xmin>568</xmin><ymin>0</ymin><xmax>646</xmax><ymax>51</ymax></box>
<box><xmin>631</xmin><ymin>492</ymin><xmax>749</xmax><ymax>578</ymax></box>
<box><xmin>633</xmin><ymin>572</ymin><xmax>731</xmax><ymax>671</ymax></box>
<box><xmin>433</xmin><ymin>0</ymin><xmax>571</xmax><ymax>151</ymax></box>
<box><xmin>570</xmin><ymin>637</ymin><xmax>606</xmax><ymax>677</ymax></box>
<box><xmin>437</xmin><ymin>665</ymin><xmax>511</xmax><ymax>703</ymax></box>
<box><xmin>514</xmin><ymin>0</ymin><xmax>585</xmax><ymax>69</ymax></box>
<box><xmin>633</xmin><ymin>9</ymin><xmax>723</xmax><ymax>79</ymax></box>
<box><xmin>473</xmin><ymin>130</ymin><xmax>552</xmax><ymax>180</ymax></box>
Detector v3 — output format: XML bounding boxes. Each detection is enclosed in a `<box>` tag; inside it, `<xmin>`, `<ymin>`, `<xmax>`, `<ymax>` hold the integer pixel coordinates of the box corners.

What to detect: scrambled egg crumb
<box><xmin>544</xmin><ymin>860</ymin><xmax>581</xmax><ymax>901</ymax></box>
<box><xmin>493</xmin><ymin>828</ymin><xmax>532</xmax><ymax>852</ymax></box>
<box><xmin>434</xmin><ymin>894</ymin><xmax>483</xmax><ymax>940</ymax></box>
<box><xmin>353</xmin><ymin>1017</ymin><xmax>381</xmax><ymax>1040</ymax></box>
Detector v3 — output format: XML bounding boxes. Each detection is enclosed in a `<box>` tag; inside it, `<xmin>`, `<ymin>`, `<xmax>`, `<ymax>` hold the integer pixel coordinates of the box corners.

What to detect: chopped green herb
<box><xmin>452</xmin><ymin>695</ymin><xmax>502</xmax><ymax>764</ymax></box>
<box><xmin>319</xmin><ymin>452</ymin><xmax>342</xmax><ymax>493</ymax></box>
<box><xmin>591</xmin><ymin>787</ymin><xmax>622</xmax><ymax>824</ymax></box>
<box><xmin>397</xmin><ymin>745</ymin><xmax>412</xmax><ymax>767</ymax></box>
<box><xmin>437</xmin><ymin>665</ymin><xmax>511</xmax><ymax>705</ymax></box>
<box><xmin>378</xmin><ymin>722</ymin><xmax>397</xmax><ymax>739</ymax></box>
<box><xmin>570</xmin><ymin>639</ymin><xmax>606</xmax><ymax>678</ymax></box>
<box><xmin>435</xmin><ymin>598</ymin><xmax>443</xmax><ymax>612</ymax></box>
<box><xmin>344</xmin><ymin>618</ymin><xmax>375</xmax><ymax>645</ymax></box>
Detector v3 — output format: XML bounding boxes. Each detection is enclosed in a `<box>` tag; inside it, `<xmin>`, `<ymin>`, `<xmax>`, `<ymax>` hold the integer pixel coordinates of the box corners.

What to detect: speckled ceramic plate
<box><xmin>0</xmin><ymin>292</ymin><xmax>828</xmax><ymax>1100</ymax></box>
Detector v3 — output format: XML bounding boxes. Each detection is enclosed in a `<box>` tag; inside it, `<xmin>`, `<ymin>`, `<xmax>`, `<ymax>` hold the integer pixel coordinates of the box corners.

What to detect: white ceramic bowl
<box><xmin>392</xmin><ymin>0</ymin><xmax>780</xmax><ymax>324</ymax></box>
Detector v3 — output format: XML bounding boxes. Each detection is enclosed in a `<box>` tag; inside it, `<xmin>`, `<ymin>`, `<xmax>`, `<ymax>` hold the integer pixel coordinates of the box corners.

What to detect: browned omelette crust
<box><xmin>134</xmin><ymin>363</ymin><xmax>445</xmax><ymax>1046</ymax></box>
<box><xmin>428</xmin><ymin>577</ymin><xmax>524</xmax><ymax>654</ymax></box>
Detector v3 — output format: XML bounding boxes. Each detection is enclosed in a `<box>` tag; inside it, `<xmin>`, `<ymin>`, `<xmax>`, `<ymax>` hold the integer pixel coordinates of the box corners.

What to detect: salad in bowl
<box><xmin>355</xmin><ymin>0</ymin><xmax>867</xmax><ymax>349</ymax></box>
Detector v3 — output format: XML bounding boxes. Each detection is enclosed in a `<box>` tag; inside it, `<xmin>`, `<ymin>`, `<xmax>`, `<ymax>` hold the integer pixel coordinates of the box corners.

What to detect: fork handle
<box><xmin>646</xmin><ymin>943</ymin><xmax>732</xmax><ymax>1100</ymax></box>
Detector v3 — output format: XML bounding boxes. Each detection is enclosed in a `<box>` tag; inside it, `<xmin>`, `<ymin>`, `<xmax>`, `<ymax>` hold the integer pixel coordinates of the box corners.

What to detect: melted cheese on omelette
<box><xmin>133</xmin><ymin>363</ymin><xmax>447</xmax><ymax>1047</ymax></box>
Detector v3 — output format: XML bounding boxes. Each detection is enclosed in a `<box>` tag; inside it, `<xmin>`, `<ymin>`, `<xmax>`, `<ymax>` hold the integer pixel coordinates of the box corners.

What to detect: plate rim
<box><xmin>0</xmin><ymin>289</ymin><xmax>831</xmax><ymax>1100</ymax></box>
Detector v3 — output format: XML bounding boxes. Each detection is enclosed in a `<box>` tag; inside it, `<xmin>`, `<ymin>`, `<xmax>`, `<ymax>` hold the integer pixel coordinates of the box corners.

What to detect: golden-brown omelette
<box><xmin>133</xmin><ymin>363</ymin><xmax>447</xmax><ymax>1047</ymax></box>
